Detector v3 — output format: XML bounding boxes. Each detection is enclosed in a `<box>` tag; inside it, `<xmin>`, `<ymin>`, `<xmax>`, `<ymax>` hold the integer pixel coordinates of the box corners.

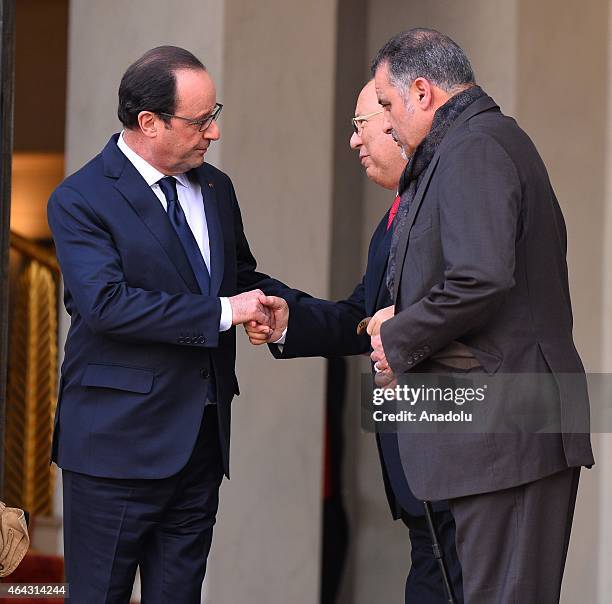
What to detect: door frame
<box><xmin>0</xmin><ymin>0</ymin><xmax>16</xmax><ymax>497</ymax></box>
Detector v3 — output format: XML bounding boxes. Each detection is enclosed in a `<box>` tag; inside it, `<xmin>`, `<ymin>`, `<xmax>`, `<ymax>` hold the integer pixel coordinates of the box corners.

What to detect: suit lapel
<box><xmin>366</xmin><ymin>221</ymin><xmax>393</xmax><ymax>315</ymax></box>
<box><xmin>109</xmin><ymin>147</ymin><xmax>201</xmax><ymax>294</ymax></box>
<box><xmin>192</xmin><ymin>168</ymin><xmax>224</xmax><ymax>296</ymax></box>
<box><xmin>392</xmin><ymin>154</ymin><xmax>440</xmax><ymax>302</ymax></box>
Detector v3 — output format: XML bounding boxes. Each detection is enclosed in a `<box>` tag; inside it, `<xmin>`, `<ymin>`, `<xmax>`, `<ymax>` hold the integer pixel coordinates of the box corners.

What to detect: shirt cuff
<box><xmin>272</xmin><ymin>328</ymin><xmax>287</xmax><ymax>345</ymax></box>
<box><xmin>219</xmin><ymin>297</ymin><xmax>232</xmax><ymax>331</ymax></box>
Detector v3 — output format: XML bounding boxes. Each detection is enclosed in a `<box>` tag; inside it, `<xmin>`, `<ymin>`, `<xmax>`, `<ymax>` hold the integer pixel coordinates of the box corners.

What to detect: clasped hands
<box><xmin>229</xmin><ymin>290</ymin><xmax>288</xmax><ymax>344</ymax></box>
<box><xmin>234</xmin><ymin>292</ymin><xmax>395</xmax><ymax>385</ymax></box>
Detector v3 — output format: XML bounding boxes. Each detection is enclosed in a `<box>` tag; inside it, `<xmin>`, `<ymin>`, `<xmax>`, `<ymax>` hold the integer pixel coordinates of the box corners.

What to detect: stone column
<box><xmin>204</xmin><ymin>2</ymin><xmax>340</xmax><ymax>602</ymax></box>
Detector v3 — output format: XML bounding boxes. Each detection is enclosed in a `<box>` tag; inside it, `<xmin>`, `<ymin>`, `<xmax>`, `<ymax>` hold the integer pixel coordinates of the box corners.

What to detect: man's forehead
<box><xmin>175</xmin><ymin>69</ymin><xmax>216</xmax><ymax>115</ymax></box>
<box><xmin>374</xmin><ymin>63</ymin><xmax>391</xmax><ymax>93</ymax></box>
<box><xmin>355</xmin><ymin>82</ymin><xmax>380</xmax><ymax>115</ymax></box>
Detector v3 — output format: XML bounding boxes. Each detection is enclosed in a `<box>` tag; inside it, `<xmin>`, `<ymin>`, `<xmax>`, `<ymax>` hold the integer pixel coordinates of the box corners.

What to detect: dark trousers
<box><xmin>62</xmin><ymin>405</ymin><xmax>224</xmax><ymax>604</ymax></box>
<box><xmin>449</xmin><ymin>467</ymin><xmax>580</xmax><ymax>603</ymax></box>
<box><xmin>402</xmin><ymin>509</ymin><xmax>464</xmax><ymax>603</ymax></box>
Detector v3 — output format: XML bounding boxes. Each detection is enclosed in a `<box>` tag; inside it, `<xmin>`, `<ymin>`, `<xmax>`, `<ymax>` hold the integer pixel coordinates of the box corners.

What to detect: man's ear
<box><xmin>137</xmin><ymin>111</ymin><xmax>158</xmax><ymax>138</ymax></box>
<box><xmin>412</xmin><ymin>77</ymin><xmax>433</xmax><ymax>110</ymax></box>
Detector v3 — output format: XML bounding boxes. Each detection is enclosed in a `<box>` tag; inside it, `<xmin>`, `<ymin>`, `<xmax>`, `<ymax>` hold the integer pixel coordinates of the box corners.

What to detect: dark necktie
<box><xmin>157</xmin><ymin>176</ymin><xmax>211</xmax><ymax>295</ymax></box>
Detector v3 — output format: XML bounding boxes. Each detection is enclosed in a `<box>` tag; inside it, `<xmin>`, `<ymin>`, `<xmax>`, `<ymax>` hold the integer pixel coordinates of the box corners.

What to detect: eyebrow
<box><xmin>191</xmin><ymin>106</ymin><xmax>216</xmax><ymax>121</ymax></box>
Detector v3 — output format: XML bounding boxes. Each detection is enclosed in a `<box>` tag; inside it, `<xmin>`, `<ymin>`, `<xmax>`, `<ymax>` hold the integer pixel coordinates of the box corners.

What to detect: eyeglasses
<box><xmin>351</xmin><ymin>109</ymin><xmax>383</xmax><ymax>135</ymax></box>
<box><xmin>159</xmin><ymin>103</ymin><xmax>223</xmax><ymax>132</ymax></box>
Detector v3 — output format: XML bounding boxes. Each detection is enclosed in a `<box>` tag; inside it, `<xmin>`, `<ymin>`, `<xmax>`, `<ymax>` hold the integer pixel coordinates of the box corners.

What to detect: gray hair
<box><xmin>371</xmin><ymin>28</ymin><xmax>475</xmax><ymax>96</ymax></box>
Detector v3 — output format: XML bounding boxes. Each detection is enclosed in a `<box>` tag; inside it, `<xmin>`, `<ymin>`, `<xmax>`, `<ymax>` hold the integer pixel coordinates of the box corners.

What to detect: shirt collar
<box><xmin>117</xmin><ymin>131</ymin><xmax>190</xmax><ymax>188</ymax></box>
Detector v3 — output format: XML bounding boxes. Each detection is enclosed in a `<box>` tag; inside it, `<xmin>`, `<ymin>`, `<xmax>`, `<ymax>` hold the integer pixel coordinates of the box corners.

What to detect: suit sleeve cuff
<box><xmin>219</xmin><ymin>297</ymin><xmax>232</xmax><ymax>331</ymax></box>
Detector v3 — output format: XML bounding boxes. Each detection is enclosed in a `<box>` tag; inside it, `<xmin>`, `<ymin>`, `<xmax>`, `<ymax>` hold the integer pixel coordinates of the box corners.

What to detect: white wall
<box><xmin>597</xmin><ymin>4</ymin><xmax>612</xmax><ymax>603</ymax></box>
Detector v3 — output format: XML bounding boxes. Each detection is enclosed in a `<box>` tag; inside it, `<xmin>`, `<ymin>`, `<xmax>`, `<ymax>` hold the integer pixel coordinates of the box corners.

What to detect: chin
<box><xmin>186</xmin><ymin>156</ymin><xmax>206</xmax><ymax>170</ymax></box>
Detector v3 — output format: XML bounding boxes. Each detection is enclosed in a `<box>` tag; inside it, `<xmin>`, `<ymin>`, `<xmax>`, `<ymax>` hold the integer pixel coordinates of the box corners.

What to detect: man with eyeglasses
<box><xmin>245</xmin><ymin>79</ymin><xmax>463</xmax><ymax>603</ymax></box>
<box><xmin>47</xmin><ymin>45</ymin><xmax>301</xmax><ymax>602</ymax></box>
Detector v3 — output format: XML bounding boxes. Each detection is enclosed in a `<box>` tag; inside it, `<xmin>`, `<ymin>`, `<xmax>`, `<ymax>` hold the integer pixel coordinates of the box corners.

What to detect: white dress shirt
<box><xmin>117</xmin><ymin>132</ymin><xmax>232</xmax><ymax>331</ymax></box>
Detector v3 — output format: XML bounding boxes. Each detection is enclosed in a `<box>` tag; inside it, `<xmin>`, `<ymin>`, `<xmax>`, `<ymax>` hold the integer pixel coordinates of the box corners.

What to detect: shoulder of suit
<box><xmin>440</xmin><ymin>108</ymin><xmax>523</xmax><ymax>158</ymax></box>
<box><xmin>374</xmin><ymin>211</ymin><xmax>390</xmax><ymax>235</ymax></box>
<box><xmin>53</xmin><ymin>153</ymin><xmax>105</xmax><ymax>198</ymax></box>
<box><xmin>457</xmin><ymin>103</ymin><xmax>518</xmax><ymax>138</ymax></box>
<box><xmin>365</xmin><ymin>211</ymin><xmax>391</xmax><ymax>254</ymax></box>
<box><xmin>199</xmin><ymin>162</ymin><xmax>233</xmax><ymax>189</ymax></box>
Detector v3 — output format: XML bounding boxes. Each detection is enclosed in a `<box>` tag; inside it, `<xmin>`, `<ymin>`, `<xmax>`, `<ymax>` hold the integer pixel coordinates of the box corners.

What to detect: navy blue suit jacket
<box><xmin>274</xmin><ymin>209</ymin><xmax>437</xmax><ymax>517</ymax></box>
<box><xmin>48</xmin><ymin>134</ymin><xmax>298</xmax><ymax>479</ymax></box>
<box><xmin>275</xmin><ymin>214</ymin><xmax>388</xmax><ymax>358</ymax></box>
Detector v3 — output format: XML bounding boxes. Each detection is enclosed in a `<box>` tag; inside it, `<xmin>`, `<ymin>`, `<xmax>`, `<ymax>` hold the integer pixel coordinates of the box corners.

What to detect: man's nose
<box><xmin>382</xmin><ymin>112</ymin><xmax>393</xmax><ymax>135</ymax></box>
<box><xmin>349</xmin><ymin>131</ymin><xmax>361</xmax><ymax>150</ymax></box>
<box><xmin>205</xmin><ymin>121</ymin><xmax>220</xmax><ymax>140</ymax></box>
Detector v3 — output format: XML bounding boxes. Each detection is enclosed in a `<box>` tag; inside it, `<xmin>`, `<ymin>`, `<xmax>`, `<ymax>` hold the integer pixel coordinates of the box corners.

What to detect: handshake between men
<box><xmin>243</xmin><ymin>297</ymin><xmax>396</xmax><ymax>386</ymax></box>
<box><xmin>239</xmin><ymin>292</ymin><xmax>289</xmax><ymax>345</ymax></box>
<box><xmin>228</xmin><ymin>289</ymin><xmax>286</xmax><ymax>339</ymax></box>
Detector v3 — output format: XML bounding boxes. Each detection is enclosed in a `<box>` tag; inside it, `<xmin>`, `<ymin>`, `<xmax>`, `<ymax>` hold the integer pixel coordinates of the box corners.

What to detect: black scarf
<box><xmin>386</xmin><ymin>85</ymin><xmax>486</xmax><ymax>298</ymax></box>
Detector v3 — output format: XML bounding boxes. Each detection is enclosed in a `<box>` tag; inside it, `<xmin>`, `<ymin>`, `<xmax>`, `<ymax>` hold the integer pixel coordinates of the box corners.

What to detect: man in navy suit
<box><xmin>47</xmin><ymin>46</ymin><xmax>306</xmax><ymax>603</ymax></box>
<box><xmin>246</xmin><ymin>80</ymin><xmax>463</xmax><ymax>603</ymax></box>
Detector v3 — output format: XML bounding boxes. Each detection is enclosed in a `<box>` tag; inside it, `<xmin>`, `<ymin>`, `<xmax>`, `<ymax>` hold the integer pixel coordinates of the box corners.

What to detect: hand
<box><xmin>244</xmin><ymin>295</ymin><xmax>289</xmax><ymax>345</ymax></box>
<box><xmin>229</xmin><ymin>289</ymin><xmax>272</xmax><ymax>326</ymax></box>
<box><xmin>366</xmin><ymin>305</ymin><xmax>394</xmax><ymax>336</ymax></box>
<box><xmin>371</xmin><ymin>333</ymin><xmax>395</xmax><ymax>386</ymax></box>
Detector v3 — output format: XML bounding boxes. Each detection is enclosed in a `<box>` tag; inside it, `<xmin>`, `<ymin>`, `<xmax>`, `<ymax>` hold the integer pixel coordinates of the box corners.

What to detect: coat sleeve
<box><xmin>226</xmin><ymin>175</ymin><xmax>369</xmax><ymax>358</ymax></box>
<box><xmin>273</xmin><ymin>277</ymin><xmax>370</xmax><ymax>359</ymax></box>
<box><xmin>381</xmin><ymin>133</ymin><xmax>521</xmax><ymax>374</ymax></box>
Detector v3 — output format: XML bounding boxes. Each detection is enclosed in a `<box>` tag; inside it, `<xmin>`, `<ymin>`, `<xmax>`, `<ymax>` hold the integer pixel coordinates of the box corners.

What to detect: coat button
<box><xmin>200</xmin><ymin>368</ymin><xmax>210</xmax><ymax>379</ymax></box>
